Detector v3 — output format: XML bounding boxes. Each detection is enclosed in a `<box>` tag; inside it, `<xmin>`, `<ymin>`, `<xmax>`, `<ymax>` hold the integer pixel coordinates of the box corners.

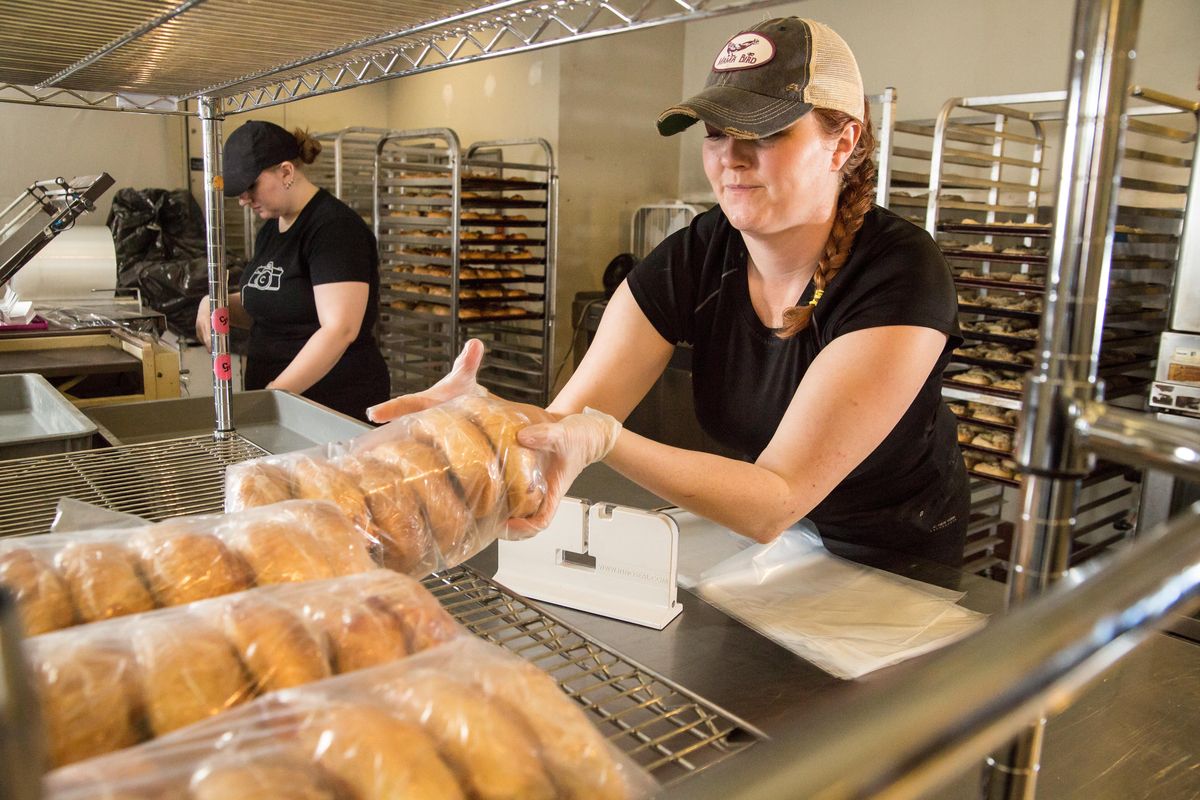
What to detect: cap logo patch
<box><xmin>713</xmin><ymin>33</ymin><xmax>775</xmax><ymax>71</ymax></box>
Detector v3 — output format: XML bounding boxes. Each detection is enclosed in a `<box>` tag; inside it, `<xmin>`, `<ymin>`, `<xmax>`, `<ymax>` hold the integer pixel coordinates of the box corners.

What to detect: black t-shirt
<box><xmin>239</xmin><ymin>188</ymin><xmax>389</xmax><ymax>420</ymax></box>
<box><xmin>627</xmin><ymin>205</ymin><xmax>969</xmax><ymax>561</ymax></box>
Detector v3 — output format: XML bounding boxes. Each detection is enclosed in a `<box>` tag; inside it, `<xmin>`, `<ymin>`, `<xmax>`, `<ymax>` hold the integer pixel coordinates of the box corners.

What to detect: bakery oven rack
<box><xmin>0</xmin><ymin>436</ymin><xmax>761</xmax><ymax>787</ymax></box>
<box><xmin>375</xmin><ymin>130</ymin><xmax>556</xmax><ymax>405</ymax></box>
<box><xmin>912</xmin><ymin>88</ymin><xmax>1196</xmax><ymax>575</ymax></box>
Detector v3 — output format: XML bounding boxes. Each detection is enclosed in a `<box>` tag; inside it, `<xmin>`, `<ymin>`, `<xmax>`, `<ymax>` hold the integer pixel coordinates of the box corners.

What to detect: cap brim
<box><xmin>222</xmin><ymin>168</ymin><xmax>255</xmax><ymax>198</ymax></box>
<box><xmin>657</xmin><ymin>85</ymin><xmax>813</xmax><ymax>139</ymax></box>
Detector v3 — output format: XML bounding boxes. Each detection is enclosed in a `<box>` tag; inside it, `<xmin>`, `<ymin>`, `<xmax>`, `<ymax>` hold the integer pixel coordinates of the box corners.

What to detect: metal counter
<box><xmin>469</xmin><ymin>463</ymin><xmax>1200</xmax><ymax>798</ymax></box>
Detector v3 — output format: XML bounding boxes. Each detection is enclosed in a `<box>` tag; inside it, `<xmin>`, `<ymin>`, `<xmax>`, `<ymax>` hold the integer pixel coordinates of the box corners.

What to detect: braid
<box><xmin>779</xmin><ymin>100</ymin><xmax>878</xmax><ymax>339</ymax></box>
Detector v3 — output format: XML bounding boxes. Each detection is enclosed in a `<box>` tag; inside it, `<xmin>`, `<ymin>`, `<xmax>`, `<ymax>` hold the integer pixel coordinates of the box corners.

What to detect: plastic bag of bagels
<box><xmin>25</xmin><ymin>569</ymin><xmax>461</xmax><ymax>770</ymax></box>
<box><xmin>225</xmin><ymin>394</ymin><xmax>554</xmax><ymax>574</ymax></box>
<box><xmin>45</xmin><ymin>635</ymin><xmax>657</xmax><ymax>800</ymax></box>
<box><xmin>0</xmin><ymin>499</ymin><xmax>379</xmax><ymax>638</ymax></box>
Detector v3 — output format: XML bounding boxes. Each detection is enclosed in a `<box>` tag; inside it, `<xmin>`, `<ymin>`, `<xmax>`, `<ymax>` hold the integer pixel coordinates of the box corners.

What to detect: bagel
<box><xmin>0</xmin><ymin>548</ymin><xmax>75</xmax><ymax>634</ymax></box>
<box><xmin>132</xmin><ymin>527</ymin><xmax>253</xmax><ymax>607</ymax></box>
<box><xmin>56</xmin><ymin>541</ymin><xmax>154</xmax><ymax>623</ymax></box>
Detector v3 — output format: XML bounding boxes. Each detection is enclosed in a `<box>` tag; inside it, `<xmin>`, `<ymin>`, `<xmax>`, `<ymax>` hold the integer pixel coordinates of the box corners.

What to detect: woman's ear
<box><xmin>831</xmin><ymin>121</ymin><xmax>862</xmax><ymax>172</ymax></box>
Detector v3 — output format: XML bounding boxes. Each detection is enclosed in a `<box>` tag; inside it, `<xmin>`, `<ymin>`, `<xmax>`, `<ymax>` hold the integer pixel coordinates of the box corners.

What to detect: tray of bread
<box><xmin>956</xmin><ymin>291</ymin><xmax>1044</xmax><ymax>316</ymax></box>
<box><xmin>388</xmin><ymin>283</ymin><xmax>542</xmax><ymax>306</ymax></box>
<box><xmin>388</xmin><ymin>301</ymin><xmax>543</xmax><ymax>323</ymax></box>
<box><xmin>953</xmin><ymin>269</ymin><xmax>1046</xmax><ymax>290</ymax></box>
<box><xmin>44</xmin><ymin>634</ymin><xmax>654</xmax><ymax>800</ymax></box>
<box><xmin>946</xmin><ymin>400</ymin><xmax>1019</xmax><ymax>431</ymax></box>
<box><xmin>951</xmin><ymin>343</ymin><xmax>1036</xmax><ymax>371</ymax></box>
<box><xmin>962</xmin><ymin>451</ymin><xmax>1021</xmax><ymax>485</ymax></box>
<box><xmin>938</xmin><ymin>221</ymin><xmax>1052</xmax><ymax>237</ymax></box>
<box><xmin>943</xmin><ymin>245</ymin><xmax>1049</xmax><ymax>264</ymax></box>
<box><xmin>959</xmin><ymin>318</ymin><xmax>1040</xmax><ymax>346</ymax></box>
<box><xmin>943</xmin><ymin>366</ymin><xmax>1025</xmax><ymax>396</ymax></box>
<box><xmin>956</xmin><ymin>423</ymin><xmax>1015</xmax><ymax>457</ymax></box>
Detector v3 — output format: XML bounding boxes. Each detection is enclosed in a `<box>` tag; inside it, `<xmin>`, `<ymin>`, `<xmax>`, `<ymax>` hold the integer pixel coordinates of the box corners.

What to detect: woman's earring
<box><xmin>284</xmin><ymin>180</ymin><xmax>293</xmax><ymax>190</ymax></box>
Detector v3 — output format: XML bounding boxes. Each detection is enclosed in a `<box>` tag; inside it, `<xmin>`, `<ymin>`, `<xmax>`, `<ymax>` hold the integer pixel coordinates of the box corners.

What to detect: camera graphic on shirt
<box><xmin>245</xmin><ymin>261</ymin><xmax>283</xmax><ymax>292</ymax></box>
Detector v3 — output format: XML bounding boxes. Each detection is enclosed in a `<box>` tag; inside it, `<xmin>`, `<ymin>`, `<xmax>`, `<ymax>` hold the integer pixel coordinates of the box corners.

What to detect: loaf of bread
<box><xmin>135</xmin><ymin>618</ymin><xmax>254</xmax><ymax>736</ymax></box>
<box><xmin>133</xmin><ymin>527</ymin><xmax>254</xmax><ymax>607</ymax></box>
<box><xmin>298</xmin><ymin>702</ymin><xmax>465</xmax><ymax>800</ymax></box>
<box><xmin>189</xmin><ymin>754</ymin><xmax>343</xmax><ymax>800</ymax></box>
<box><xmin>31</xmin><ymin>638</ymin><xmax>143</xmax><ymax>768</ymax></box>
<box><xmin>364</xmin><ymin>439</ymin><xmax>473</xmax><ymax>558</ymax></box>
<box><xmin>221</xmin><ymin>598</ymin><xmax>331</xmax><ymax>693</ymax></box>
<box><xmin>0</xmin><ymin>547</ymin><xmax>75</xmax><ymax>635</ymax></box>
<box><xmin>382</xmin><ymin>670</ymin><xmax>556</xmax><ymax>800</ymax></box>
<box><xmin>56</xmin><ymin>541</ymin><xmax>154</xmax><ymax>623</ymax></box>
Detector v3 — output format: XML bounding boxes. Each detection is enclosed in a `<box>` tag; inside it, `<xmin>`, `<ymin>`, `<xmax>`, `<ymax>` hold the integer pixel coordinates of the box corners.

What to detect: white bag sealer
<box><xmin>495</xmin><ymin>497</ymin><xmax>684</xmax><ymax>629</ymax></box>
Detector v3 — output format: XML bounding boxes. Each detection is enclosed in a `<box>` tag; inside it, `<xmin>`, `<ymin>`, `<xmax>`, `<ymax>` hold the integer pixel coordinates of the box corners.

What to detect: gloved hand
<box><xmin>367</xmin><ymin>339</ymin><xmax>487</xmax><ymax>423</ymax></box>
<box><xmin>505</xmin><ymin>407</ymin><xmax>622</xmax><ymax>537</ymax></box>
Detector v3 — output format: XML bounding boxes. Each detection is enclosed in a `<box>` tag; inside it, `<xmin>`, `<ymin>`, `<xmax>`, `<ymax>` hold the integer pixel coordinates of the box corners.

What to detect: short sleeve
<box><xmin>625</xmin><ymin>208</ymin><xmax>722</xmax><ymax>345</ymax></box>
<box><xmin>827</xmin><ymin>223</ymin><xmax>961</xmax><ymax>346</ymax></box>
<box><xmin>306</xmin><ymin>214</ymin><xmax>376</xmax><ymax>286</ymax></box>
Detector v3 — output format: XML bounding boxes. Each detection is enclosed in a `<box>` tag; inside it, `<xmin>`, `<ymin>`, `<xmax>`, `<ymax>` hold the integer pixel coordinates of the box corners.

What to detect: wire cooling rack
<box><xmin>423</xmin><ymin>565</ymin><xmax>762</xmax><ymax>787</ymax></box>
<box><xmin>0</xmin><ymin>434</ymin><xmax>267</xmax><ymax>538</ymax></box>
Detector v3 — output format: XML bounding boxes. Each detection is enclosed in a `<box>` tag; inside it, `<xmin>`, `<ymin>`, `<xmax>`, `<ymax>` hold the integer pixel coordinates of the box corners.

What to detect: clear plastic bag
<box><xmin>688</xmin><ymin>524</ymin><xmax>988</xmax><ymax>679</ymax></box>
<box><xmin>0</xmin><ymin>499</ymin><xmax>377</xmax><ymax>636</ymax></box>
<box><xmin>26</xmin><ymin>569</ymin><xmax>460</xmax><ymax>769</ymax></box>
<box><xmin>226</xmin><ymin>394</ymin><xmax>555</xmax><ymax>574</ymax></box>
<box><xmin>45</xmin><ymin>636</ymin><xmax>657</xmax><ymax>800</ymax></box>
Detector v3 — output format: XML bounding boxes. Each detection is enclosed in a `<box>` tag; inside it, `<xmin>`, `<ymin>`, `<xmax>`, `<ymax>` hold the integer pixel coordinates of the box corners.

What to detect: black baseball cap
<box><xmin>222</xmin><ymin>120</ymin><xmax>301</xmax><ymax>197</ymax></box>
<box><xmin>657</xmin><ymin>18</ymin><xmax>864</xmax><ymax>139</ymax></box>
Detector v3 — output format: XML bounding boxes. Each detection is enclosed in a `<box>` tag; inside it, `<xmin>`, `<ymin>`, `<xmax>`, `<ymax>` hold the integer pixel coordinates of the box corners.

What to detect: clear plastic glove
<box><xmin>506</xmin><ymin>407</ymin><xmax>622</xmax><ymax>537</ymax></box>
<box><xmin>367</xmin><ymin>339</ymin><xmax>487</xmax><ymax>423</ymax></box>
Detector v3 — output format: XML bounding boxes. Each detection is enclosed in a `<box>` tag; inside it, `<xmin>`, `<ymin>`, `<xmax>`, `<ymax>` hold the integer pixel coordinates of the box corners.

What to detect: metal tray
<box><xmin>0</xmin><ymin>373</ymin><xmax>97</xmax><ymax>460</ymax></box>
<box><xmin>84</xmin><ymin>389</ymin><xmax>369</xmax><ymax>453</ymax></box>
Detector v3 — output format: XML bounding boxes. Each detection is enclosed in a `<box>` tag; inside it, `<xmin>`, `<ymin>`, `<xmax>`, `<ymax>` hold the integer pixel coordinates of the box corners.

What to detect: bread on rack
<box><xmin>0</xmin><ymin>547</ymin><xmax>76</xmax><ymax>635</ymax></box>
<box><xmin>135</xmin><ymin>618</ymin><xmax>254</xmax><ymax>736</ymax></box>
<box><xmin>55</xmin><ymin>541</ymin><xmax>154</xmax><ymax>623</ymax></box>
<box><xmin>318</xmin><ymin>596</ymin><xmax>411</xmax><ymax>673</ymax></box>
<box><xmin>298</xmin><ymin>702</ymin><xmax>465</xmax><ymax>800</ymax></box>
<box><xmin>381</xmin><ymin>670</ymin><xmax>557</xmax><ymax>800</ymax></box>
<box><xmin>225</xmin><ymin>460</ymin><xmax>295</xmax><ymax>510</ymax></box>
<box><xmin>132</xmin><ymin>527</ymin><xmax>254</xmax><ymax>607</ymax></box>
<box><xmin>33</xmin><ymin>638</ymin><xmax>143</xmax><ymax>768</ymax></box>
<box><xmin>221</xmin><ymin>598</ymin><xmax>331</xmax><ymax>693</ymax></box>
<box><xmin>190</xmin><ymin>754</ymin><xmax>343</xmax><ymax>800</ymax></box>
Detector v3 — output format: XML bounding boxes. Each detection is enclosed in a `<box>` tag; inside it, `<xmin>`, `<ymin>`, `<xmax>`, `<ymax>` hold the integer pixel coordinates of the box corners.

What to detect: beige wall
<box><xmin>553</xmin><ymin>26</ymin><xmax>685</xmax><ymax>387</ymax></box>
<box><xmin>0</xmin><ymin>105</ymin><xmax>187</xmax><ymax>225</ymax></box>
<box><xmin>675</xmin><ymin>0</ymin><xmax>1200</xmax><ymax>199</ymax></box>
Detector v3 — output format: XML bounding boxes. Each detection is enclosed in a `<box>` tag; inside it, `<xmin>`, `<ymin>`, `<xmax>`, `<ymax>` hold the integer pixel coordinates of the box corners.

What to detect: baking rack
<box><xmin>0</xmin><ymin>435</ymin><xmax>266</xmax><ymax>539</ymax></box>
<box><xmin>422</xmin><ymin>564</ymin><xmax>761</xmax><ymax>786</ymax></box>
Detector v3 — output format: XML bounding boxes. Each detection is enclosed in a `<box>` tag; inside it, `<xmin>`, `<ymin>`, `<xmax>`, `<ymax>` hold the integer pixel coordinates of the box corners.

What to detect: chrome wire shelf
<box><xmin>0</xmin><ymin>435</ymin><xmax>266</xmax><ymax>538</ymax></box>
<box><xmin>422</xmin><ymin>564</ymin><xmax>763</xmax><ymax>786</ymax></box>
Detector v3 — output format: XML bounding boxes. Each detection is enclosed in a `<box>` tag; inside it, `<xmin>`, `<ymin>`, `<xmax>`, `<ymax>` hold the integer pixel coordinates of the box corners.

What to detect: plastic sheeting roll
<box><xmin>8</xmin><ymin>225</ymin><xmax>118</xmax><ymax>300</ymax></box>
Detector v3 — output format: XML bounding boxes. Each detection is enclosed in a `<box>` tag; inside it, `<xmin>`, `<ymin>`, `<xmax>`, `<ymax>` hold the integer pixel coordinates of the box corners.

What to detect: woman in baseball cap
<box><xmin>195</xmin><ymin>121</ymin><xmax>389</xmax><ymax>422</ymax></box>
<box><xmin>373</xmin><ymin>19</ymin><xmax>968</xmax><ymax>566</ymax></box>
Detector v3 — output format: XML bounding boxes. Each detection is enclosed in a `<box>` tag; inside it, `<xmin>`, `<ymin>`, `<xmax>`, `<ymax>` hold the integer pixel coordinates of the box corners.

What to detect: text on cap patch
<box><xmin>713</xmin><ymin>33</ymin><xmax>776</xmax><ymax>71</ymax></box>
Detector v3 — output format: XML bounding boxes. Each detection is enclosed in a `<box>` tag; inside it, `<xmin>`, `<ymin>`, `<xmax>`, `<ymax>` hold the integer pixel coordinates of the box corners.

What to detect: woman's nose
<box><xmin>719</xmin><ymin>137</ymin><xmax>752</xmax><ymax>169</ymax></box>
<box><xmin>237</xmin><ymin>192</ymin><xmax>251</xmax><ymax>207</ymax></box>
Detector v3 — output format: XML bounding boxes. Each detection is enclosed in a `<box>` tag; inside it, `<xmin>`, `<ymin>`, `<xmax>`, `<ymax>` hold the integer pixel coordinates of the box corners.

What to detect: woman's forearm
<box><xmin>605</xmin><ymin>428</ymin><xmax>806</xmax><ymax>543</ymax></box>
<box><xmin>266</xmin><ymin>327</ymin><xmax>355</xmax><ymax>395</ymax></box>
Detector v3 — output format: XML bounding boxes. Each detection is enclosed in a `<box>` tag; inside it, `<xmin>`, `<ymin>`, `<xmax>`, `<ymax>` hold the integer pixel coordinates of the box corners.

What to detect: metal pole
<box><xmin>199</xmin><ymin>96</ymin><xmax>234</xmax><ymax>438</ymax></box>
<box><xmin>987</xmin><ymin>0</ymin><xmax>1142</xmax><ymax>795</ymax></box>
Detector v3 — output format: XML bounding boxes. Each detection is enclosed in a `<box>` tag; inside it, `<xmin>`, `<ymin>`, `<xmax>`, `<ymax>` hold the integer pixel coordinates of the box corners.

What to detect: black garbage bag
<box><xmin>106</xmin><ymin>188</ymin><xmax>207</xmax><ymax>269</ymax></box>
<box><xmin>118</xmin><ymin>255</ymin><xmax>243</xmax><ymax>341</ymax></box>
<box><xmin>107</xmin><ymin>188</ymin><xmax>242</xmax><ymax>341</ymax></box>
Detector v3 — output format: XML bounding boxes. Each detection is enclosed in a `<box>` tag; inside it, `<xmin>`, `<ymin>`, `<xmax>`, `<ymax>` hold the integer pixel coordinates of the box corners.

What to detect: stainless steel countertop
<box><xmin>470</xmin><ymin>463</ymin><xmax>1200</xmax><ymax>798</ymax></box>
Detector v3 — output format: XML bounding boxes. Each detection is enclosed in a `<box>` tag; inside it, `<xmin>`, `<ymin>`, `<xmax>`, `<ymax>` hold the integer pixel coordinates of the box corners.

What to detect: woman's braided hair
<box><xmin>778</xmin><ymin>99</ymin><xmax>878</xmax><ymax>339</ymax></box>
